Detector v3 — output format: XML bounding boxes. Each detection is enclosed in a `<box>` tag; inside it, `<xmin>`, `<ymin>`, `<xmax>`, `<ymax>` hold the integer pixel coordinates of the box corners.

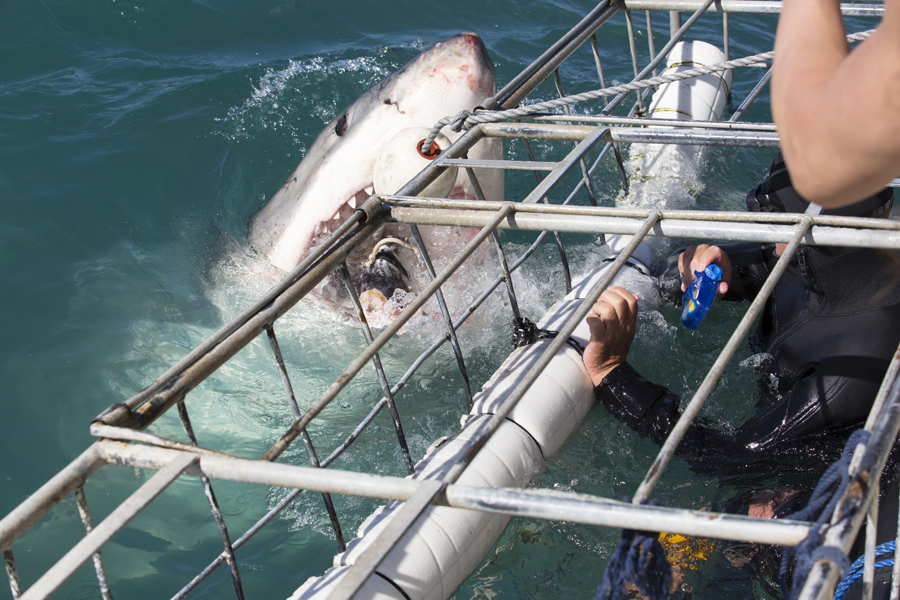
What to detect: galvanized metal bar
<box><xmin>94</xmin><ymin>214</ymin><xmax>387</xmax><ymax>433</ymax></box>
<box><xmin>265</xmin><ymin>326</ymin><xmax>302</xmax><ymax>420</ymax></box>
<box><xmin>386</xmin><ymin>197</ymin><xmax>900</xmax><ymax>229</ymax></box>
<box><xmin>337</xmin><ymin>263</ymin><xmax>416</xmax><ymax>474</ymax></box>
<box><xmin>5</xmin><ymin>550</ymin><xmax>21</xmax><ymax>600</ymax></box>
<box><xmin>518</xmin><ymin>136</ymin><xmax>577</xmax><ymax>280</ymax></box>
<box><xmin>863</xmin><ymin>479</ymin><xmax>878</xmax><ymax>600</ymax></box>
<box><xmin>478</xmin><ymin>121</ymin><xmax>780</xmax><ymax>148</ymax></box>
<box><xmin>553</xmin><ymin>70</ymin><xmax>599</xmax><ymax>207</ymax></box>
<box><xmin>98</xmin><ymin>441</ymin><xmax>419</xmax><ymax>503</ymax></box>
<box><xmin>490</xmin><ymin>229</ymin><xmax>525</xmax><ymax>320</ymax></box>
<box><xmin>0</xmin><ymin>444</ymin><xmax>104</xmax><ymax>552</ymax></box>
<box><xmin>520</xmin><ymin>114</ymin><xmax>777</xmax><ymax>131</ymax></box>
<box><xmin>90</xmin><ymin>424</ymin><xmax>239</xmax><ymax>458</ymax></box>
<box><xmin>590</xmin><ymin>33</ymin><xmax>607</xmax><ymax>91</ymax></box>
<box><xmin>628</xmin><ymin>10</ymin><xmax>646</xmax><ymax>71</ymax></box>
<box><xmin>729</xmin><ymin>68</ymin><xmax>772</xmax><ymax>122</ymax></box>
<box><xmin>722</xmin><ymin>12</ymin><xmax>730</xmax><ymax>58</ymax></box>
<box><xmin>633</xmin><ymin>217</ymin><xmax>814</xmax><ymax>503</ymax></box>
<box><xmin>646</xmin><ymin>11</ymin><xmax>658</xmax><ymax>77</ymax></box>
<box><xmin>20</xmin><ymin>452</ymin><xmax>198</xmax><ymax>600</ymax></box>
<box><xmin>624</xmin><ymin>10</ymin><xmax>645</xmax><ymax>113</ymax></box>
<box><xmin>623</xmin><ymin>0</ymin><xmax>884</xmax><ymax>16</ymax></box>
<box><xmin>669</xmin><ymin>10</ymin><xmax>681</xmax><ymax>38</ymax></box>
<box><xmin>387</xmin><ymin>206</ymin><xmax>900</xmax><ymax>249</ymax></box>
<box><xmin>73</xmin><ymin>487</ymin><xmax>113</xmax><ymax>600</ymax></box>
<box><xmin>262</xmin><ymin>205</ymin><xmax>514</xmax><ymax>462</ymax></box>
<box><xmin>177</xmin><ymin>402</ymin><xmax>247</xmax><ymax>599</ymax></box>
<box><xmin>437</xmin><ymin>158</ymin><xmax>557</xmax><ymax>171</ymax></box>
<box><xmin>443</xmin><ymin>486</ymin><xmax>814</xmax><ymax>545</ymax></box>
<box><xmin>407</xmin><ymin>226</ymin><xmax>475</xmax><ymax>411</ymax></box>
<box><xmin>265</xmin><ymin>323</ymin><xmax>345</xmax><ymax>548</ymax></box>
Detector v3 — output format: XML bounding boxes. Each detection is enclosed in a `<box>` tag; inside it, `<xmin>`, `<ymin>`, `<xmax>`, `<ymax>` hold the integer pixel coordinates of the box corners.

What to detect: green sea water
<box><xmin>1</xmin><ymin>1</ymin><xmax>882</xmax><ymax>598</ymax></box>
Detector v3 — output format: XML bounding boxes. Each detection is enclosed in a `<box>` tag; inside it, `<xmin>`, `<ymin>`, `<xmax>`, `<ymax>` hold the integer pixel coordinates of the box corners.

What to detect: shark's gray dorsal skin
<box><xmin>249</xmin><ymin>33</ymin><xmax>503</xmax><ymax>273</ymax></box>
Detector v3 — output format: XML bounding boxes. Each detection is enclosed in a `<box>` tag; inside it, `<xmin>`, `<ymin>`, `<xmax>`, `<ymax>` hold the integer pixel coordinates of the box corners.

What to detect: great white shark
<box><xmin>249</xmin><ymin>33</ymin><xmax>503</xmax><ymax>287</ymax></box>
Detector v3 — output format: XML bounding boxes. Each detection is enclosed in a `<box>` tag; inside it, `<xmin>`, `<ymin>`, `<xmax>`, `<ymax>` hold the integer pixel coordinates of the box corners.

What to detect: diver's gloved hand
<box><xmin>678</xmin><ymin>244</ymin><xmax>733</xmax><ymax>297</ymax></box>
<box><xmin>583</xmin><ymin>286</ymin><xmax>638</xmax><ymax>386</ymax></box>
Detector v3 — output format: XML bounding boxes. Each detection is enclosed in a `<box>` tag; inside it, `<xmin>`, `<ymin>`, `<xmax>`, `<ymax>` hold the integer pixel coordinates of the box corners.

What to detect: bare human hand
<box><xmin>678</xmin><ymin>244</ymin><xmax>733</xmax><ymax>296</ymax></box>
<box><xmin>583</xmin><ymin>286</ymin><xmax>639</xmax><ymax>386</ymax></box>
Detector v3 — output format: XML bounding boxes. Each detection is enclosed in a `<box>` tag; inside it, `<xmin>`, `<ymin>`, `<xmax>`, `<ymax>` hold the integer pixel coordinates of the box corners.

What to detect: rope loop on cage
<box><xmin>594</xmin><ymin>498</ymin><xmax>672</xmax><ymax>600</ymax></box>
<box><xmin>780</xmin><ymin>429</ymin><xmax>872</xmax><ymax>600</ymax></box>
<box><xmin>512</xmin><ymin>316</ymin><xmax>585</xmax><ymax>356</ymax></box>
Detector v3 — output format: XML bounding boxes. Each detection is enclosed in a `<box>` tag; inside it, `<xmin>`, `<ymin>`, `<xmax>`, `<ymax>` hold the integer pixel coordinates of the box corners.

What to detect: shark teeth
<box><xmin>348</xmin><ymin>197</ymin><xmax>357</xmax><ymax>209</ymax></box>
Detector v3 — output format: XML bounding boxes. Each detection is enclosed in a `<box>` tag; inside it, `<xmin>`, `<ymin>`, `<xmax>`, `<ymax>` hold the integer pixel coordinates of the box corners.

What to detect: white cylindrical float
<box><xmin>647</xmin><ymin>40</ymin><xmax>733</xmax><ymax>122</ymax></box>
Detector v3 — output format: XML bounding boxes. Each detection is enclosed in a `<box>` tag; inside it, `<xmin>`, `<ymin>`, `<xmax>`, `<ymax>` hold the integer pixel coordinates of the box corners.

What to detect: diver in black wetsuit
<box><xmin>586</xmin><ymin>153</ymin><xmax>899</xmax><ymax>465</ymax></box>
<box><xmin>583</xmin><ymin>153</ymin><xmax>900</xmax><ymax>598</ymax></box>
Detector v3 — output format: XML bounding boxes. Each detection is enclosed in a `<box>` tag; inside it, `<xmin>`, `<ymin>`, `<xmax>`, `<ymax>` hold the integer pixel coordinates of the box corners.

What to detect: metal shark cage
<box><xmin>3</xmin><ymin>2</ymin><xmax>899</xmax><ymax>599</ymax></box>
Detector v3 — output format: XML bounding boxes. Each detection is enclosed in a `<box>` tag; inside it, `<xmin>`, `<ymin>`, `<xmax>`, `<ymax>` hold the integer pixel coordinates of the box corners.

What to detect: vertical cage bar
<box><xmin>176</xmin><ymin>403</ymin><xmax>246</xmax><ymax>599</ymax></box>
<box><xmin>4</xmin><ymin>550</ymin><xmax>21</xmax><ymax>600</ymax></box>
<box><xmin>892</xmin><ymin>480</ymin><xmax>900</xmax><ymax>600</ymax></box>
<box><xmin>553</xmin><ymin>69</ymin><xmax>599</xmax><ymax>208</ymax></box>
<box><xmin>624</xmin><ymin>10</ymin><xmax>645</xmax><ymax>113</ymax></box>
<box><xmin>670</xmin><ymin>11</ymin><xmax>681</xmax><ymax>39</ymax></box>
<box><xmin>590</xmin><ymin>34</ymin><xmax>607</xmax><ymax>91</ymax></box>
<box><xmin>516</xmin><ymin>140</ymin><xmax>575</xmax><ymax>290</ymax></box>
<box><xmin>74</xmin><ymin>487</ymin><xmax>113</xmax><ymax>600</ymax></box>
<box><xmin>863</xmin><ymin>479</ymin><xmax>879</xmax><ymax>600</ymax></box>
<box><xmin>405</xmin><ymin>227</ymin><xmax>475</xmax><ymax>411</ymax></box>
<box><xmin>336</xmin><ymin>264</ymin><xmax>416</xmax><ymax>474</ymax></box>
<box><xmin>723</xmin><ymin>12</ymin><xmax>730</xmax><ymax>59</ymax></box>
<box><xmin>646</xmin><ymin>11</ymin><xmax>658</xmax><ymax>78</ymax></box>
<box><xmin>463</xmin><ymin>164</ymin><xmax>532</xmax><ymax>312</ymax></box>
<box><xmin>264</xmin><ymin>325</ymin><xmax>350</xmax><ymax>546</ymax></box>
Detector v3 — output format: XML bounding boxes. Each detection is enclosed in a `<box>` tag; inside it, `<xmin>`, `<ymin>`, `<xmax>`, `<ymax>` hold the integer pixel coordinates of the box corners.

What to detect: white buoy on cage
<box><xmin>373</xmin><ymin>127</ymin><xmax>458</xmax><ymax>197</ymax></box>
<box><xmin>647</xmin><ymin>40</ymin><xmax>733</xmax><ymax>121</ymax></box>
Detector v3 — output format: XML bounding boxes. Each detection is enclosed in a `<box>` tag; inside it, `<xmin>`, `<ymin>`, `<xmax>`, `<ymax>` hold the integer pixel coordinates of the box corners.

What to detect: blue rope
<box><xmin>780</xmin><ymin>429</ymin><xmax>871</xmax><ymax>600</ymax></box>
<box><xmin>833</xmin><ymin>540</ymin><xmax>896</xmax><ymax>600</ymax></box>
<box><xmin>594</xmin><ymin>499</ymin><xmax>672</xmax><ymax>600</ymax></box>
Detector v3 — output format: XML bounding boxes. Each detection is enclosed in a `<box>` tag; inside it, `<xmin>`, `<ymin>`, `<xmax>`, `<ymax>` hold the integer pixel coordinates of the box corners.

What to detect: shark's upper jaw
<box><xmin>249</xmin><ymin>33</ymin><xmax>499</xmax><ymax>273</ymax></box>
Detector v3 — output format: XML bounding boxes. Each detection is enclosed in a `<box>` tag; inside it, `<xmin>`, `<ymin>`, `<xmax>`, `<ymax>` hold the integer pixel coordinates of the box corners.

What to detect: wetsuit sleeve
<box><xmin>655</xmin><ymin>242</ymin><xmax>777</xmax><ymax>305</ymax></box>
<box><xmin>594</xmin><ymin>362</ymin><xmax>680</xmax><ymax>447</ymax></box>
<box><xmin>595</xmin><ymin>362</ymin><xmax>737</xmax><ymax>455</ymax></box>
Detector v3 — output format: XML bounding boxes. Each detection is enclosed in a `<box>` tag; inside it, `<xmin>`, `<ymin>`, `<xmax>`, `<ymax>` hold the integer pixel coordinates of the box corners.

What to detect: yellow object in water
<box><xmin>658</xmin><ymin>532</ymin><xmax>716</xmax><ymax>570</ymax></box>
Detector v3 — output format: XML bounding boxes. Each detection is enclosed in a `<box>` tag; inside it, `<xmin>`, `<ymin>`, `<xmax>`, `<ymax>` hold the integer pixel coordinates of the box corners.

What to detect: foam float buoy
<box><xmin>373</xmin><ymin>127</ymin><xmax>458</xmax><ymax>197</ymax></box>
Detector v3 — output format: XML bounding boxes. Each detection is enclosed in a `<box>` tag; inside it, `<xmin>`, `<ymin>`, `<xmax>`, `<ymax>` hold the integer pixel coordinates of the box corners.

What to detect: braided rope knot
<box><xmin>449</xmin><ymin>109</ymin><xmax>474</xmax><ymax>132</ymax></box>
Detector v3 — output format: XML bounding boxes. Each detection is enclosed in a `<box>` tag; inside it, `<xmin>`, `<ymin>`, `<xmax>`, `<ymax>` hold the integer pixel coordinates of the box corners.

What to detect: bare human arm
<box><xmin>772</xmin><ymin>0</ymin><xmax>900</xmax><ymax>208</ymax></box>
